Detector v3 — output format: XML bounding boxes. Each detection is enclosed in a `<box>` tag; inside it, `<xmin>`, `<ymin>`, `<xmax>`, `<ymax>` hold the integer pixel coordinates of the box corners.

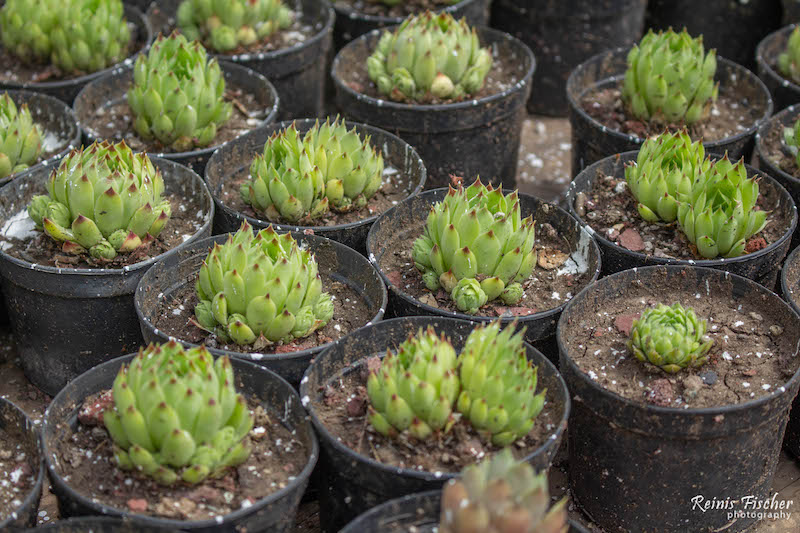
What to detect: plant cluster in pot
<box><xmin>134</xmin><ymin>222</ymin><xmax>388</xmax><ymax>387</ymax></box>
<box><xmin>0</xmin><ymin>0</ymin><xmax>153</xmax><ymax>104</ymax></box>
<box><xmin>0</xmin><ymin>398</ymin><xmax>44</xmax><ymax>530</ymax></box>
<box><xmin>780</xmin><ymin>243</ymin><xmax>800</xmax><ymax>459</ymax></box>
<box><xmin>42</xmin><ymin>341</ymin><xmax>319</xmax><ymax>532</ymax></box>
<box><xmin>757</xmin><ymin>24</ymin><xmax>800</xmax><ymax>112</ymax></box>
<box><xmin>567</xmin><ymin>27</ymin><xmax>773</xmax><ymax>176</ymax></box>
<box><xmin>204</xmin><ymin>117</ymin><xmax>426</xmax><ymax>255</ymax></box>
<box><xmin>74</xmin><ymin>32</ymin><xmax>279</xmax><ymax>176</ymax></box>
<box><xmin>299</xmin><ymin>316</ymin><xmax>570</xmax><ymax>532</ymax></box>
<box><xmin>366</xmin><ymin>177</ymin><xmax>601</xmax><ymax>363</ymax></box>
<box><xmin>557</xmin><ymin>264</ymin><xmax>800</xmax><ymax>533</ymax></box>
<box><xmin>333</xmin><ymin>11</ymin><xmax>535</xmax><ymax>190</ymax></box>
<box><xmin>567</xmin><ymin>130</ymin><xmax>797</xmax><ymax>289</ymax></box>
<box><xmin>489</xmin><ymin>0</ymin><xmax>647</xmax><ymax>117</ymax></box>
<box><xmin>0</xmin><ymin>140</ymin><xmax>214</xmax><ymax>396</ymax></box>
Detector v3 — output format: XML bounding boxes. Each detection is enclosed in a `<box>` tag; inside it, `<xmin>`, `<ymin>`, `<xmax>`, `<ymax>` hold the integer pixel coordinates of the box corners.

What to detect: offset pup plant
<box><xmin>0</xmin><ymin>0</ymin><xmax>131</xmax><ymax>73</ymax></box>
<box><xmin>27</xmin><ymin>140</ymin><xmax>172</xmax><ymax>260</ymax></box>
<box><xmin>366</xmin><ymin>11</ymin><xmax>492</xmax><ymax>102</ymax></box>
<box><xmin>103</xmin><ymin>340</ymin><xmax>254</xmax><ymax>485</ymax></box>
<box><xmin>783</xmin><ymin>116</ymin><xmax>800</xmax><ymax>168</ymax></box>
<box><xmin>176</xmin><ymin>0</ymin><xmax>293</xmax><ymax>52</ymax></box>
<box><xmin>127</xmin><ymin>32</ymin><xmax>233</xmax><ymax>152</ymax></box>
<box><xmin>0</xmin><ymin>93</ymin><xmax>43</xmax><ymax>180</ymax></box>
<box><xmin>778</xmin><ymin>26</ymin><xmax>800</xmax><ymax>85</ymax></box>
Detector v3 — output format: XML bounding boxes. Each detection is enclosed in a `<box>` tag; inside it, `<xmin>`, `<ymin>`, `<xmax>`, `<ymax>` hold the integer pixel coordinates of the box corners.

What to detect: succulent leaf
<box><xmin>779</xmin><ymin>27</ymin><xmax>800</xmax><ymax>85</ymax></box>
<box><xmin>0</xmin><ymin>93</ymin><xmax>43</xmax><ymax>180</ymax></box>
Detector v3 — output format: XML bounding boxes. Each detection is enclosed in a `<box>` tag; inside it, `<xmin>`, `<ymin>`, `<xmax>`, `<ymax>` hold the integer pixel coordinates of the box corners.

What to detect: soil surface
<box><xmin>334</xmin><ymin>0</ymin><xmax>458</xmax><ymax>18</ymax></box>
<box><xmin>152</xmin><ymin>273</ymin><xmax>374</xmax><ymax>355</ymax></box>
<box><xmin>0</xmin><ymin>193</ymin><xmax>206</xmax><ymax>269</ymax></box>
<box><xmin>761</xmin><ymin>120</ymin><xmax>800</xmax><ymax>178</ymax></box>
<box><xmin>574</xmin><ymin>169</ymin><xmax>788</xmax><ymax>261</ymax></box>
<box><xmin>0</xmin><ymin>427</ymin><xmax>35</xmax><ymax>522</ymax></box>
<box><xmin>313</xmin><ymin>355</ymin><xmax>561</xmax><ymax>473</ymax></box>
<box><xmin>563</xmin><ymin>273</ymin><xmax>800</xmax><ymax>409</ymax></box>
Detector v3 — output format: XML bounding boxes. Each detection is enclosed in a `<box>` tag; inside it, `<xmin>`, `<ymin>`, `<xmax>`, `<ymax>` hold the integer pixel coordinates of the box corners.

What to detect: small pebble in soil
<box><xmin>700</xmin><ymin>371</ymin><xmax>718</xmax><ymax>385</ymax></box>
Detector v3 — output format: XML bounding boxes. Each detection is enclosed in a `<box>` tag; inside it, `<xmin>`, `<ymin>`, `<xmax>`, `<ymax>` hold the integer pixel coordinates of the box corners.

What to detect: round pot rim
<box><xmin>74</xmin><ymin>61</ymin><xmax>280</xmax><ymax>162</ymax></box>
<box><xmin>205</xmin><ymin>117</ymin><xmax>427</xmax><ymax>234</ymax></box>
<box><xmin>331</xmin><ymin>25</ymin><xmax>536</xmax><ymax>113</ymax></box>
<box><xmin>557</xmin><ymin>264</ymin><xmax>800</xmax><ymax>416</ymax></box>
<box><xmin>566</xmin><ymin>46</ymin><xmax>774</xmax><ymax>147</ymax></box>
<box><xmin>0</xmin><ymin>156</ymin><xmax>214</xmax><ymax>277</ymax></box>
<box><xmin>0</xmin><ymin>5</ymin><xmax>153</xmax><ymax>91</ymax></box>
<box><xmin>567</xmin><ymin>150</ymin><xmax>799</xmax><ymax>268</ymax></box>
<box><xmin>780</xmin><ymin>244</ymin><xmax>800</xmax><ymax>318</ymax></box>
<box><xmin>756</xmin><ymin>24</ymin><xmax>800</xmax><ymax>95</ymax></box>
<box><xmin>134</xmin><ymin>231</ymin><xmax>389</xmax><ymax>365</ymax></box>
<box><xmin>755</xmin><ymin>103</ymin><xmax>800</xmax><ymax>186</ymax></box>
<box><xmin>300</xmin><ymin>315</ymin><xmax>571</xmax><ymax>482</ymax></box>
<box><xmin>0</xmin><ymin>398</ymin><xmax>44</xmax><ymax>530</ymax></box>
<box><xmin>42</xmin><ymin>353</ymin><xmax>320</xmax><ymax>529</ymax></box>
<box><xmin>366</xmin><ymin>187</ymin><xmax>602</xmax><ymax>324</ymax></box>
<box><xmin>332</xmin><ymin>0</ymin><xmax>480</xmax><ymax>25</ymax></box>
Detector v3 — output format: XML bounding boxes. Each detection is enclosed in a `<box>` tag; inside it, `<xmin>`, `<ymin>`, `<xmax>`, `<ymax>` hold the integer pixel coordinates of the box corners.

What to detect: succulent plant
<box><xmin>783</xmin><ymin>117</ymin><xmax>800</xmax><ymax>170</ymax></box>
<box><xmin>27</xmin><ymin>141</ymin><xmax>172</xmax><ymax>260</ymax></box>
<box><xmin>103</xmin><ymin>340</ymin><xmax>254</xmax><ymax>485</ymax></box>
<box><xmin>456</xmin><ymin>322</ymin><xmax>545</xmax><ymax>446</ymax></box>
<box><xmin>627</xmin><ymin>303</ymin><xmax>713</xmax><ymax>373</ymax></box>
<box><xmin>0</xmin><ymin>0</ymin><xmax>131</xmax><ymax>73</ymax></box>
<box><xmin>778</xmin><ymin>27</ymin><xmax>800</xmax><ymax>84</ymax></box>
<box><xmin>366</xmin><ymin>11</ymin><xmax>493</xmax><ymax>102</ymax></box>
<box><xmin>177</xmin><ymin>0</ymin><xmax>293</xmax><ymax>53</ymax></box>
<box><xmin>239</xmin><ymin>118</ymin><xmax>384</xmax><ymax>223</ymax></box>
<box><xmin>127</xmin><ymin>32</ymin><xmax>233</xmax><ymax>152</ymax></box>
<box><xmin>625</xmin><ymin>130</ymin><xmax>710</xmax><ymax>223</ymax></box>
<box><xmin>0</xmin><ymin>93</ymin><xmax>43</xmax><ymax>180</ymax></box>
<box><xmin>676</xmin><ymin>155</ymin><xmax>768</xmax><ymax>258</ymax></box>
<box><xmin>412</xmin><ymin>178</ymin><xmax>536</xmax><ymax>314</ymax></box>
<box><xmin>622</xmin><ymin>28</ymin><xmax>718</xmax><ymax>125</ymax></box>
<box><xmin>439</xmin><ymin>448</ymin><xmax>567</xmax><ymax>533</ymax></box>
<box><xmin>366</xmin><ymin>326</ymin><xmax>460</xmax><ymax>439</ymax></box>
<box><xmin>194</xmin><ymin>221</ymin><xmax>334</xmax><ymax>345</ymax></box>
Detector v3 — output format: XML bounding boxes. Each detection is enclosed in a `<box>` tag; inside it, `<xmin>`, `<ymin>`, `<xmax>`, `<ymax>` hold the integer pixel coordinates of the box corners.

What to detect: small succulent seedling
<box><xmin>0</xmin><ymin>93</ymin><xmax>43</xmax><ymax>180</ymax></box>
<box><xmin>783</xmin><ymin>117</ymin><xmax>800</xmax><ymax>170</ymax></box>
<box><xmin>778</xmin><ymin>27</ymin><xmax>800</xmax><ymax>85</ymax></box>
<box><xmin>627</xmin><ymin>303</ymin><xmax>713</xmax><ymax>373</ymax></box>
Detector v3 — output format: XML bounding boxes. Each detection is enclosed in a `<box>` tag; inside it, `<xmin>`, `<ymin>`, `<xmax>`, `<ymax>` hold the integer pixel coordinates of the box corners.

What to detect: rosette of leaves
<box><xmin>783</xmin><ymin>116</ymin><xmax>800</xmax><ymax>169</ymax></box>
<box><xmin>0</xmin><ymin>93</ymin><xmax>43</xmax><ymax>180</ymax></box>
<box><xmin>778</xmin><ymin>26</ymin><xmax>800</xmax><ymax>84</ymax></box>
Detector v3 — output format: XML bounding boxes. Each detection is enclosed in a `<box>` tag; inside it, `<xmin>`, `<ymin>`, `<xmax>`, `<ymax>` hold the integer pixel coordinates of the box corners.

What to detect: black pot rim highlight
<box><xmin>781</xmin><ymin>244</ymin><xmax>800</xmax><ymax>317</ymax></box>
<box><xmin>755</xmin><ymin>102</ymin><xmax>800</xmax><ymax>186</ymax></box>
<box><xmin>0</xmin><ymin>398</ymin><xmax>44</xmax><ymax>530</ymax></box>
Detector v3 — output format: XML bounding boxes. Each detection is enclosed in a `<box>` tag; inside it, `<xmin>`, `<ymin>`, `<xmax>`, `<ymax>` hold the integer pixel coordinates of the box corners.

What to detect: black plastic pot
<box><xmin>566</xmin><ymin>151</ymin><xmax>798</xmax><ymax>289</ymax></box>
<box><xmin>0</xmin><ymin>398</ymin><xmax>44</xmax><ymax>530</ymax></box>
<box><xmin>786</xmin><ymin>0</ymin><xmax>800</xmax><ymax>24</ymax></box>
<box><xmin>366</xmin><ymin>188</ymin><xmax>602</xmax><ymax>351</ymax></box>
<box><xmin>205</xmin><ymin>118</ymin><xmax>426</xmax><ymax>255</ymax></box>
<box><xmin>646</xmin><ymin>0</ymin><xmax>781</xmax><ymax>70</ymax></box>
<box><xmin>42</xmin><ymin>353</ymin><xmax>318</xmax><ymax>532</ymax></box>
<box><xmin>300</xmin><ymin>316</ymin><xmax>570</xmax><ymax>533</ymax></box>
<box><xmin>566</xmin><ymin>48</ymin><xmax>774</xmax><ymax>176</ymax></box>
<box><xmin>0</xmin><ymin>158</ymin><xmax>213</xmax><ymax>396</ymax></box>
<box><xmin>332</xmin><ymin>0</ymin><xmax>490</xmax><ymax>50</ymax></box>
<box><xmin>490</xmin><ymin>0</ymin><xmax>646</xmax><ymax>116</ymax></box>
<box><xmin>0</xmin><ymin>5</ymin><xmax>152</xmax><ymax>105</ymax></box>
<box><xmin>333</xmin><ymin>27</ymin><xmax>535</xmax><ymax>190</ymax></box>
<box><xmin>73</xmin><ymin>62</ymin><xmax>279</xmax><ymax>177</ymax></box>
<box><xmin>135</xmin><ymin>231</ymin><xmax>387</xmax><ymax>387</ymax></box>
<box><xmin>558</xmin><ymin>265</ymin><xmax>800</xmax><ymax>533</ymax></box>
<box><xmin>339</xmin><ymin>490</ymin><xmax>590</xmax><ymax>533</ymax></box>
<box><xmin>757</xmin><ymin>25</ymin><xmax>800</xmax><ymax>112</ymax></box>
<box><xmin>780</xmin><ymin>244</ymin><xmax>800</xmax><ymax>458</ymax></box>
<box><xmin>22</xmin><ymin>516</ymin><xmax>179</xmax><ymax>532</ymax></box>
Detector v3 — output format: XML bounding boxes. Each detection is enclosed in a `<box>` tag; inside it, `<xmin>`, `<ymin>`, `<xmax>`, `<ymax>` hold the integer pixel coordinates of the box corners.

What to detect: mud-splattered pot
<box><xmin>780</xmin><ymin>244</ymin><xmax>800</xmax><ymax>459</ymax></box>
<box><xmin>0</xmin><ymin>158</ymin><xmax>214</xmax><ymax>396</ymax></box>
<box><xmin>757</xmin><ymin>24</ymin><xmax>800</xmax><ymax>113</ymax></box>
<box><xmin>0</xmin><ymin>398</ymin><xmax>44</xmax><ymax>530</ymax></box>
<box><xmin>558</xmin><ymin>265</ymin><xmax>800</xmax><ymax>533</ymax></box>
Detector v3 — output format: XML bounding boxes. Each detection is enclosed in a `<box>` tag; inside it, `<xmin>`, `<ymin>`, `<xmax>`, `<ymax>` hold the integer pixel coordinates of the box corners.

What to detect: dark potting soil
<box><xmin>313</xmin><ymin>355</ymin><xmax>560</xmax><ymax>473</ymax></box>
<box><xmin>151</xmin><ymin>272</ymin><xmax>374</xmax><ymax>355</ymax></box>
<box><xmin>379</xmin><ymin>221</ymin><xmax>595</xmax><ymax>317</ymax></box>
<box><xmin>574</xmin><ymin>170</ymin><xmax>788</xmax><ymax>260</ymax></box>
<box><xmin>53</xmin><ymin>392</ymin><xmax>307</xmax><ymax>521</ymax></box>
<box><xmin>0</xmin><ymin>427</ymin><xmax>35</xmax><ymax>522</ymax></box>
<box><xmin>162</xmin><ymin>19</ymin><xmax>317</xmax><ymax>56</ymax></box>
<box><xmin>580</xmin><ymin>82</ymin><xmax>763</xmax><ymax>142</ymax></box>
<box><xmin>0</xmin><ymin>193</ymin><xmax>206</xmax><ymax>269</ymax></box>
<box><xmin>334</xmin><ymin>0</ymin><xmax>457</xmax><ymax>18</ymax></box>
<box><xmin>217</xmin><ymin>164</ymin><xmax>413</xmax><ymax>226</ymax></box>
<box><xmin>564</xmin><ymin>273</ymin><xmax>800</xmax><ymax>409</ymax></box>
<box><xmin>761</xmin><ymin>119</ymin><xmax>800</xmax><ymax>178</ymax></box>
<box><xmin>83</xmin><ymin>90</ymin><xmax>265</xmax><ymax>155</ymax></box>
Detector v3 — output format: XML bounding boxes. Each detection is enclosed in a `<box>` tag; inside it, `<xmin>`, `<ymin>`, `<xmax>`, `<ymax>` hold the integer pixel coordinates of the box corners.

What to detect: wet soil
<box><xmin>761</xmin><ymin>119</ymin><xmax>800</xmax><ymax>178</ymax></box>
<box><xmin>334</xmin><ymin>0</ymin><xmax>458</xmax><ymax>18</ymax></box>
<box><xmin>0</xmin><ymin>427</ymin><xmax>35</xmax><ymax>522</ymax></box>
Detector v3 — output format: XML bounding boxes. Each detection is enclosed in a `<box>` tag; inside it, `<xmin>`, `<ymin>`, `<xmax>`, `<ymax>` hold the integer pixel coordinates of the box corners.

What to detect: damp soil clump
<box><xmin>0</xmin><ymin>427</ymin><xmax>35</xmax><ymax>522</ymax></box>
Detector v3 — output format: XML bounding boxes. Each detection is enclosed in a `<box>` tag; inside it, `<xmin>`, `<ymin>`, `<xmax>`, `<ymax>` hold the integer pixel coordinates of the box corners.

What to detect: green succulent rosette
<box><xmin>366</xmin><ymin>325</ymin><xmax>459</xmax><ymax>439</ymax></box>
<box><xmin>412</xmin><ymin>178</ymin><xmax>536</xmax><ymax>314</ymax></box>
<box><xmin>625</xmin><ymin>130</ymin><xmax>710</xmax><ymax>223</ymax></box>
<box><xmin>366</xmin><ymin>11</ymin><xmax>492</xmax><ymax>102</ymax></box>
<box><xmin>239</xmin><ymin>118</ymin><xmax>384</xmax><ymax>223</ymax></box>
<box><xmin>127</xmin><ymin>32</ymin><xmax>233</xmax><ymax>152</ymax></box>
<box><xmin>627</xmin><ymin>302</ymin><xmax>713</xmax><ymax>373</ymax></box>
<box><xmin>0</xmin><ymin>93</ymin><xmax>43</xmax><ymax>181</ymax></box>
<box><xmin>103</xmin><ymin>340</ymin><xmax>254</xmax><ymax>485</ymax></box>
<box><xmin>27</xmin><ymin>140</ymin><xmax>172</xmax><ymax>260</ymax></box>
<box><xmin>177</xmin><ymin>0</ymin><xmax>293</xmax><ymax>53</ymax></box>
<box><xmin>0</xmin><ymin>0</ymin><xmax>131</xmax><ymax>73</ymax></box>
<box><xmin>456</xmin><ymin>322</ymin><xmax>545</xmax><ymax>447</ymax></box>
<box><xmin>194</xmin><ymin>221</ymin><xmax>334</xmax><ymax>345</ymax></box>
<box><xmin>783</xmin><ymin>117</ymin><xmax>800</xmax><ymax>170</ymax></box>
<box><xmin>622</xmin><ymin>28</ymin><xmax>718</xmax><ymax>125</ymax></box>
<box><xmin>779</xmin><ymin>26</ymin><xmax>800</xmax><ymax>84</ymax></box>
